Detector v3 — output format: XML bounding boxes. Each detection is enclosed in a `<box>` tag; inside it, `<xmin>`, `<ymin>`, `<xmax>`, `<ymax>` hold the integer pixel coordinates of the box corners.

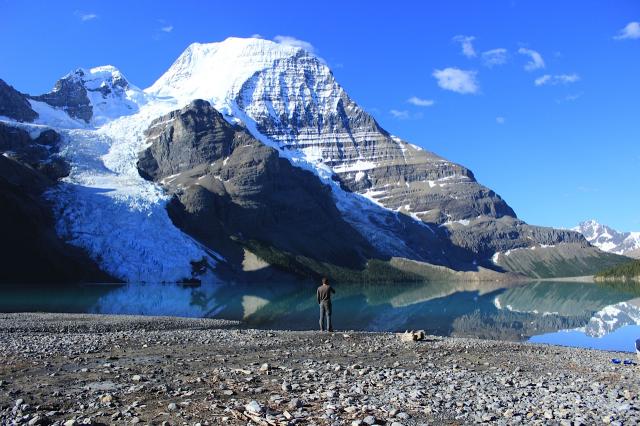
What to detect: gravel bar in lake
<box><xmin>0</xmin><ymin>313</ymin><xmax>638</xmax><ymax>425</ymax></box>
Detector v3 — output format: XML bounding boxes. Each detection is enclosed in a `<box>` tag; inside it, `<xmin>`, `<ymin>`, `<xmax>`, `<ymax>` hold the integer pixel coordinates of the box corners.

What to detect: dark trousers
<box><xmin>319</xmin><ymin>301</ymin><xmax>333</xmax><ymax>331</ymax></box>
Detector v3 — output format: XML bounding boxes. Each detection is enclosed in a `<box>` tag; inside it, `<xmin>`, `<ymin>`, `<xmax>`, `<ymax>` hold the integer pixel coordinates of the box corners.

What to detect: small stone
<box><xmin>64</xmin><ymin>421</ymin><xmax>76</xmax><ymax>426</ymax></box>
<box><xmin>260</xmin><ymin>363</ymin><xmax>270</xmax><ymax>372</ymax></box>
<box><xmin>288</xmin><ymin>398</ymin><xmax>303</xmax><ymax>410</ymax></box>
<box><xmin>100</xmin><ymin>394</ymin><xmax>113</xmax><ymax>404</ymax></box>
<box><xmin>222</xmin><ymin>390</ymin><xmax>234</xmax><ymax>396</ymax></box>
<box><xmin>131</xmin><ymin>374</ymin><xmax>142</xmax><ymax>382</ymax></box>
<box><xmin>131</xmin><ymin>417</ymin><xmax>141</xmax><ymax>424</ymax></box>
<box><xmin>281</xmin><ymin>382</ymin><xmax>292</xmax><ymax>392</ymax></box>
<box><xmin>325</xmin><ymin>390</ymin><xmax>337</xmax><ymax>399</ymax></box>
<box><xmin>28</xmin><ymin>416</ymin><xmax>47</xmax><ymax>426</ymax></box>
<box><xmin>363</xmin><ymin>415</ymin><xmax>377</xmax><ymax>425</ymax></box>
<box><xmin>167</xmin><ymin>402</ymin><xmax>178</xmax><ymax>411</ymax></box>
<box><xmin>245</xmin><ymin>400</ymin><xmax>263</xmax><ymax>414</ymax></box>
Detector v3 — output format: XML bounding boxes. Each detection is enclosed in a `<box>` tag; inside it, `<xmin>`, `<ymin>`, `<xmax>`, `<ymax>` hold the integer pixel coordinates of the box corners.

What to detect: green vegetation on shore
<box><xmin>242</xmin><ymin>240</ymin><xmax>426</xmax><ymax>283</ymax></box>
<box><xmin>595</xmin><ymin>259</ymin><xmax>640</xmax><ymax>282</ymax></box>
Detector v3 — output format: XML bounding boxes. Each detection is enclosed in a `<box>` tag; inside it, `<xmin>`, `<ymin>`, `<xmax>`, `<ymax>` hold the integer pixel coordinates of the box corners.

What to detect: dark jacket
<box><xmin>317</xmin><ymin>284</ymin><xmax>335</xmax><ymax>304</ymax></box>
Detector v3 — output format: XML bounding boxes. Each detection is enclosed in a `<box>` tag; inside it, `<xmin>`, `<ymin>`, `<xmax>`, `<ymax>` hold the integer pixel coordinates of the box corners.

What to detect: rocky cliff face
<box><xmin>0</xmin><ymin>123</ymin><xmax>70</xmax><ymax>180</ymax></box>
<box><xmin>32</xmin><ymin>69</ymin><xmax>93</xmax><ymax>122</ymax></box>
<box><xmin>137</xmin><ymin>100</ymin><xmax>378</xmax><ymax>268</ymax></box>
<box><xmin>0</xmin><ymin>79</ymin><xmax>38</xmax><ymax>122</ymax></box>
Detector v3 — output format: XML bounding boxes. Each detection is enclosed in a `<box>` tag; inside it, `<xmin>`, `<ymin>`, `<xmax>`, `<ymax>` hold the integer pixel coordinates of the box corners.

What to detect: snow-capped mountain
<box><xmin>31</xmin><ymin>66</ymin><xmax>147</xmax><ymax>127</ymax></box>
<box><xmin>573</xmin><ymin>220</ymin><xmax>640</xmax><ymax>258</ymax></box>
<box><xmin>0</xmin><ymin>37</ymin><xmax>628</xmax><ymax>283</ymax></box>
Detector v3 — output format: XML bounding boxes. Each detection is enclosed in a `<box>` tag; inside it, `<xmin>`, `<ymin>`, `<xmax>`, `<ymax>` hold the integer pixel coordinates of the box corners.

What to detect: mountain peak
<box><xmin>32</xmin><ymin>64</ymin><xmax>145</xmax><ymax>126</ymax></box>
<box><xmin>145</xmin><ymin>37</ymin><xmax>309</xmax><ymax>109</ymax></box>
<box><xmin>574</xmin><ymin>220</ymin><xmax>640</xmax><ymax>257</ymax></box>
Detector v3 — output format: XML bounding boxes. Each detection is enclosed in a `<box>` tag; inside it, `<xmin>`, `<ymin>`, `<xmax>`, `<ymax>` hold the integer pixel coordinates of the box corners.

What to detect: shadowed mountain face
<box><xmin>137</xmin><ymin>100</ymin><xmax>378</xmax><ymax>268</ymax></box>
<box><xmin>0</xmin><ymin>79</ymin><xmax>38</xmax><ymax>122</ymax></box>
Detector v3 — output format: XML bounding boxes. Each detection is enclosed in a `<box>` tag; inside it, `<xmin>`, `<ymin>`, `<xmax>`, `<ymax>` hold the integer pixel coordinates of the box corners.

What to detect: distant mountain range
<box><xmin>0</xmin><ymin>37</ymin><xmax>628</xmax><ymax>283</ymax></box>
<box><xmin>573</xmin><ymin>220</ymin><xmax>640</xmax><ymax>259</ymax></box>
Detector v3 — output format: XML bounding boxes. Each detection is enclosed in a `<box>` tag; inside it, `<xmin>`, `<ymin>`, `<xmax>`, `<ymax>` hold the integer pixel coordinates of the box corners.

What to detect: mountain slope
<box><xmin>573</xmin><ymin>220</ymin><xmax>640</xmax><ymax>258</ymax></box>
<box><xmin>137</xmin><ymin>99</ymin><xmax>377</xmax><ymax>268</ymax></box>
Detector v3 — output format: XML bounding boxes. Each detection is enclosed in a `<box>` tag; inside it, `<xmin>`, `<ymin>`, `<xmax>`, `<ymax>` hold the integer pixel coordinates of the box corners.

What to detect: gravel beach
<box><xmin>0</xmin><ymin>312</ymin><xmax>638</xmax><ymax>425</ymax></box>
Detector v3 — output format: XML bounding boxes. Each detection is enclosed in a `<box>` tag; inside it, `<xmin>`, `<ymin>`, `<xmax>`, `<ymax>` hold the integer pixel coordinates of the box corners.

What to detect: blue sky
<box><xmin>1</xmin><ymin>0</ymin><xmax>639</xmax><ymax>231</ymax></box>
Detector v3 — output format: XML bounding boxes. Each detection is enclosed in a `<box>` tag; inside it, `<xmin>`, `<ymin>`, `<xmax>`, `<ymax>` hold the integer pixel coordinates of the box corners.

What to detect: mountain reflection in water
<box><xmin>1</xmin><ymin>280</ymin><xmax>637</xmax><ymax>351</ymax></box>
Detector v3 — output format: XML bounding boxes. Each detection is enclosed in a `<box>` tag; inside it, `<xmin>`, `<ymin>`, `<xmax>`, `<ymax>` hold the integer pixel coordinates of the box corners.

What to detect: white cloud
<box><xmin>534</xmin><ymin>73</ymin><xmax>580</xmax><ymax>86</ymax></box>
<box><xmin>556</xmin><ymin>92</ymin><xmax>584</xmax><ymax>103</ymax></box>
<box><xmin>453</xmin><ymin>35</ymin><xmax>477</xmax><ymax>58</ymax></box>
<box><xmin>274</xmin><ymin>35</ymin><xmax>316</xmax><ymax>54</ymax></box>
<box><xmin>432</xmin><ymin>68</ymin><xmax>479</xmax><ymax>94</ymax></box>
<box><xmin>161</xmin><ymin>25</ymin><xmax>173</xmax><ymax>33</ymax></box>
<box><xmin>614</xmin><ymin>22</ymin><xmax>640</xmax><ymax>40</ymax></box>
<box><xmin>390</xmin><ymin>109</ymin><xmax>410</xmax><ymax>119</ymax></box>
<box><xmin>481</xmin><ymin>48</ymin><xmax>508</xmax><ymax>67</ymax></box>
<box><xmin>250</xmin><ymin>33</ymin><xmax>265</xmax><ymax>39</ymax></box>
<box><xmin>407</xmin><ymin>96</ymin><xmax>435</xmax><ymax>107</ymax></box>
<box><xmin>75</xmin><ymin>11</ymin><xmax>98</xmax><ymax>21</ymax></box>
<box><xmin>518</xmin><ymin>47</ymin><xmax>545</xmax><ymax>71</ymax></box>
<box><xmin>496</xmin><ymin>116</ymin><xmax>505</xmax><ymax>124</ymax></box>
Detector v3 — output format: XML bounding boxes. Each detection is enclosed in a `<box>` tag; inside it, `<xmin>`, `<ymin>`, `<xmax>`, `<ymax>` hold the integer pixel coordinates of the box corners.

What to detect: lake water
<box><xmin>2</xmin><ymin>280</ymin><xmax>640</xmax><ymax>353</ymax></box>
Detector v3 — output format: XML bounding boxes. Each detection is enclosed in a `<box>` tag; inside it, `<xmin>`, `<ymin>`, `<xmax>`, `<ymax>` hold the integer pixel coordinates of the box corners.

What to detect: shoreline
<box><xmin>538</xmin><ymin>275</ymin><xmax>595</xmax><ymax>283</ymax></box>
<box><xmin>1</xmin><ymin>312</ymin><xmax>639</xmax><ymax>424</ymax></box>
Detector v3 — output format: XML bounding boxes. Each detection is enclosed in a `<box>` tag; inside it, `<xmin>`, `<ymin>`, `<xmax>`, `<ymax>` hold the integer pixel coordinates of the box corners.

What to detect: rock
<box><xmin>288</xmin><ymin>398</ymin><xmax>303</xmax><ymax>410</ymax></box>
<box><xmin>100</xmin><ymin>394</ymin><xmax>113</xmax><ymax>404</ymax></box>
<box><xmin>363</xmin><ymin>415</ymin><xmax>377</xmax><ymax>425</ymax></box>
<box><xmin>400</xmin><ymin>330</ymin><xmax>425</xmax><ymax>342</ymax></box>
<box><xmin>131</xmin><ymin>374</ymin><xmax>143</xmax><ymax>382</ymax></box>
<box><xmin>28</xmin><ymin>416</ymin><xmax>50</xmax><ymax>425</ymax></box>
<box><xmin>167</xmin><ymin>402</ymin><xmax>178</xmax><ymax>411</ymax></box>
<box><xmin>260</xmin><ymin>363</ymin><xmax>271</xmax><ymax>372</ymax></box>
<box><xmin>245</xmin><ymin>400</ymin><xmax>263</xmax><ymax>414</ymax></box>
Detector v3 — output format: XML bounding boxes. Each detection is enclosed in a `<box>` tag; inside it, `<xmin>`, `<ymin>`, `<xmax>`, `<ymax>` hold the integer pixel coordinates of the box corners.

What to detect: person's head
<box><xmin>322</xmin><ymin>277</ymin><xmax>329</xmax><ymax>286</ymax></box>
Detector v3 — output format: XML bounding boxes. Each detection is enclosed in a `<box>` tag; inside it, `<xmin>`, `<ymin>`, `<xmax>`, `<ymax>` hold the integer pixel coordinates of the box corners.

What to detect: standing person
<box><xmin>317</xmin><ymin>277</ymin><xmax>335</xmax><ymax>332</ymax></box>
